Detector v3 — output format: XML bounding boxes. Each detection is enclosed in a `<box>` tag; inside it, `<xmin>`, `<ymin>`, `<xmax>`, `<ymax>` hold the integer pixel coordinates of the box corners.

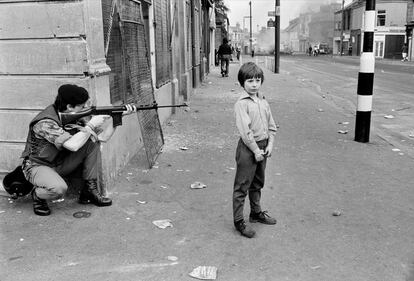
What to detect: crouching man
<box><xmin>21</xmin><ymin>84</ymin><xmax>136</xmax><ymax>216</ymax></box>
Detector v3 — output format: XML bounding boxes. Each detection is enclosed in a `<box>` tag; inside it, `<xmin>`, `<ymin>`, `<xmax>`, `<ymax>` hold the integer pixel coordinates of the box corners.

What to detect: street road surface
<box><xmin>278</xmin><ymin>55</ymin><xmax>414</xmax><ymax>156</ymax></box>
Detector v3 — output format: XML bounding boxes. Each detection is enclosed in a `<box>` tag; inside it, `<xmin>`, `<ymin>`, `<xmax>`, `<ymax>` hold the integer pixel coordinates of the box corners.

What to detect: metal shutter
<box><xmin>153</xmin><ymin>0</ymin><xmax>171</xmax><ymax>88</ymax></box>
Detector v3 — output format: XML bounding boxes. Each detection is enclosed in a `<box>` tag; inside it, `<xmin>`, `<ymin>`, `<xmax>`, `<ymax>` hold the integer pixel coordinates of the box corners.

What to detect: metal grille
<box><xmin>186</xmin><ymin>0</ymin><xmax>192</xmax><ymax>70</ymax></box>
<box><xmin>193</xmin><ymin>7</ymin><xmax>200</xmax><ymax>64</ymax></box>
<box><xmin>119</xmin><ymin>0</ymin><xmax>164</xmax><ymax>167</ymax></box>
<box><xmin>102</xmin><ymin>0</ymin><xmax>124</xmax><ymax>103</ymax></box>
<box><xmin>154</xmin><ymin>0</ymin><xmax>171</xmax><ymax>88</ymax></box>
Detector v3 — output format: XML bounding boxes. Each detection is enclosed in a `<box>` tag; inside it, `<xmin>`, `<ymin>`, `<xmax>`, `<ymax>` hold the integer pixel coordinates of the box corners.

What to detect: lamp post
<box><xmin>275</xmin><ymin>0</ymin><xmax>280</xmax><ymax>73</ymax></box>
<box><xmin>340</xmin><ymin>0</ymin><xmax>345</xmax><ymax>56</ymax></box>
<box><xmin>249</xmin><ymin>1</ymin><xmax>253</xmax><ymax>57</ymax></box>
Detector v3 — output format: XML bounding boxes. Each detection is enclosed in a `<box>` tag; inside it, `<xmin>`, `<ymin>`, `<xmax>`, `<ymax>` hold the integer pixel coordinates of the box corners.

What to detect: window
<box><xmin>377</xmin><ymin>10</ymin><xmax>386</xmax><ymax>26</ymax></box>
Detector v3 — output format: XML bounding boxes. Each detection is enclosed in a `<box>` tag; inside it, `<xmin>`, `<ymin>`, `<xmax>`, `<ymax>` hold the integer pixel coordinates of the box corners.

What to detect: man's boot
<box><xmin>31</xmin><ymin>188</ymin><xmax>51</xmax><ymax>216</ymax></box>
<box><xmin>78</xmin><ymin>179</ymin><xmax>112</xmax><ymax>207</ymax></box>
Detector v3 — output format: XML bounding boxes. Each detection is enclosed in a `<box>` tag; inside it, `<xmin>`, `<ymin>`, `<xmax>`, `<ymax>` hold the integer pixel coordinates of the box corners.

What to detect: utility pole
<box><xmin>339</xmin><ymin>0</ymin><xmax>345</xmax><ymax>56</ymax></box>
<box><xmin>275</xmin><ymin>0</ymin><xmax>280</xmax><ymax>73</ymax></box>
<box><xmin>249</xmin><ymin>1</ymin><xmax>253</xmax><ymax>57</ymax></box>
<box><xmin>355</xmin><ymin>0</ymin><xmax>376</xmax><ymax>143</ymax></box>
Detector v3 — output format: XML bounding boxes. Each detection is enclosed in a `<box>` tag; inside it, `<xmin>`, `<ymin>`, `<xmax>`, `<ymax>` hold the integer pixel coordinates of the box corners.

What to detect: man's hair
<box><xmin>222</xmin><ymin>37</ymin><xmax>228</xmax><ymax>44</ymax></box>
<box><xmin>237</xmin><ymin>62</ymin><xmax>264</xmax><ymax>87</ymax></box>
<box><xmin>54</xmin><ymin>84</ymin><xmax>89</xmax><ymax>112</ymax></box>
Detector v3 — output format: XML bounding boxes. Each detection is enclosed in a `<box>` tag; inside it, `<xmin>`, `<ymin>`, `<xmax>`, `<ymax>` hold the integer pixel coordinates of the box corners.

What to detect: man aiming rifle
<box><xmin>5</xmin><ymin>84</ymin><xmax>184</xmax><ymax>216</ymax></box>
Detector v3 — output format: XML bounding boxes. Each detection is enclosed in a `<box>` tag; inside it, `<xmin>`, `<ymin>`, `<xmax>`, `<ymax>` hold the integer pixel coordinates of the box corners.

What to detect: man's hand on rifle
<box><xmin>123</xmin><ymin>104</ymin><xmax>137</xmax><ymax>116</ymax></box>
<box><xmin>87</xmin><ymin>115</ymin><xmax>109</xmax><ymax>130</ymax></box>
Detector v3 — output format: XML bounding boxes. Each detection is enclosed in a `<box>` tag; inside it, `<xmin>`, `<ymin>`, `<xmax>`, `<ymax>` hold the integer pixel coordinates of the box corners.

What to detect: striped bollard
<box><xmin>355</xmin><ymin>0</ymin><xmax>376</xmax><ymax>143</ymax></box>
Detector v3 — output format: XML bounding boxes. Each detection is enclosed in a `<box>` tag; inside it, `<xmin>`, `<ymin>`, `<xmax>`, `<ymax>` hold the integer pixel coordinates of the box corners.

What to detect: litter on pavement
<box><xmin>332</xmin><ymin>210</ymin><xmax>342</xmax><ymax>216</ymax></box>
<box><xmin>167</xmin><ymin>256</ymin><xmax>178</xmax><ymax>261</ymax></box>
<box><xmin>384</xmin><ymin>115</ymin><xmax>395</xmax><ymax>119</ymax></box>
<box><xmin>152</xmin><ymin>219</ymin><xmax>173</xmax><ymax>229</ymax></box>
<box><xmin>179</xmin><ymin>146</ymin><xmax>189</xmax><ymax>150</ymax></box>
<box><xmin>337</xmin><ymin>130</ymin><xmax>348</xmax><ymax>134</ymax></box>
<box><xmin>188</xmin><ymin>266</ymin><xmax>217</xmax><ymax>280</ymax></box>
<box><xmin>338</xmin><ymin>121</ymin><xmax>349</xmax><ymax>125</ymax></box>
<box><xmin>190</xmin><ymin>182</ymin><xmax>207</xmax><ymax>189</ymax></box>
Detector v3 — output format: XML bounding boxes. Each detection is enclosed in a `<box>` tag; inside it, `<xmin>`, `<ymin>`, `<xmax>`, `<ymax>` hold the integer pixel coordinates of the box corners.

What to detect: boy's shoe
<box><xmin>234</xmin><ymin>220</ymin><xmax>255</xmax><ymax>238</ymax></box>
<box><xmin>249</xmin><ymin>211</ymin><xmax>277</xmax><ymax>225</ymax></box>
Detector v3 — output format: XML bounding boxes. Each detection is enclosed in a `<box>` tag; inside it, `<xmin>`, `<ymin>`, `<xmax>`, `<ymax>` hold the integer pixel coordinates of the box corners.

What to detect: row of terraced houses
<box><xmin>228</xmin><ymin>0</ymin><xmax>413</xmax><ymax>60</ymax></box>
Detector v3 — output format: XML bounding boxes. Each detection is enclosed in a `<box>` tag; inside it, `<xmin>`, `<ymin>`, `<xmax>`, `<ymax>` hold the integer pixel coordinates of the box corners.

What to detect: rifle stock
<box><xmin>60</xmin><ymin>102</ymin><xmax>187</xmax><ymax>127</ymax></box>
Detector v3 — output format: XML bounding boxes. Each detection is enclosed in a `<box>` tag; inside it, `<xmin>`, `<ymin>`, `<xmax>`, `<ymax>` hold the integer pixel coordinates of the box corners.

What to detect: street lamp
<box><xmin>249</xmin><ymin>1</ymin><xmax>253</xmax><ymax>57</ymax></box>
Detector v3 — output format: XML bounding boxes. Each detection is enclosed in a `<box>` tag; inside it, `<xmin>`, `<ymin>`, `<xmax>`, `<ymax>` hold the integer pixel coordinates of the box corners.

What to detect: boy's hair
<box><xmin>237</xmin><ymin>62</ymin><xmax>264</xmax><ymax>87</ymax></box>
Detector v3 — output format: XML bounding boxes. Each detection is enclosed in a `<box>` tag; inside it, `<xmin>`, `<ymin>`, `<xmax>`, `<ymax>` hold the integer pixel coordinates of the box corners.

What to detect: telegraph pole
<box><xmin>275</xmin><ymin>0</ymin><xmax>280</xmax><ymax>73</ymax></box>
<box><xmin>249</xmin><ymin>1</ymin><xmax>253</xmax><ymax>57</ymax></box>
<box><xmin>340</xmin><ymin>0</ymin><xmax>345</xmax><ymax>56</ymax></box>
<box><xmin>355</xmin><ymin>0</ymin><xmax>376</xmax><ymax>143</ymax></box>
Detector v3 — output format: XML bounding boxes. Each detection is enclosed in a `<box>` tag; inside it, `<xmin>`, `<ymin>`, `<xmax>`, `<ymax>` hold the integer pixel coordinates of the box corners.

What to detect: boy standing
<box><xmin>233</xmin><ymin>62</ymin><xmax>278</xmax><ymax>238</ymax></box>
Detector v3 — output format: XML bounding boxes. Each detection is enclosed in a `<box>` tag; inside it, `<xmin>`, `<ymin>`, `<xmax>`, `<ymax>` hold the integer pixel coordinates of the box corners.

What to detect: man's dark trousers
<box><xmin>233</xmin><ymin>138</ymin><xmax>268</xmax><ymax>222</ymax></box>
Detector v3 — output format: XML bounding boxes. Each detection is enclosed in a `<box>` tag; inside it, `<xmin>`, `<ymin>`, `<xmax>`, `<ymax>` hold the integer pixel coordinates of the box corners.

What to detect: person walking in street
<box><xmin>20</xmin><ymin>84</ymin><xmax>136</xmax><ymax>216</ymax></box>
<box><xmin>217</xmin><ymin>38</ymin><xmax>232</xmax><ymax>77</ymax></box>
<box><xmin>401</xmin><ymin>43</ymin><xmax>408</xmax><ymax>62</ymax></box>
<box><xmin>232</xmin><ymin>62</ymin><xmax>278</xmax><ymax>238</ymax></box>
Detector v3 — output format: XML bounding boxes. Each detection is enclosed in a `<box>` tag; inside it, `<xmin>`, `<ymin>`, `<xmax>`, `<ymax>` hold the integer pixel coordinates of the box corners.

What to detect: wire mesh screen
<box><xmin>102</xmin><ymin>0</ymin><xmax>124</xmax><ymax>103</ymax></box>
<box><xmin>119</xmin><ymin>0</ymin><xmax>164</xmax><ymax>167</ymax></box>
<box><xmin>154</xmin><ymin>0</ymin><xmax>171</xmax><ymax>88</ymax></box>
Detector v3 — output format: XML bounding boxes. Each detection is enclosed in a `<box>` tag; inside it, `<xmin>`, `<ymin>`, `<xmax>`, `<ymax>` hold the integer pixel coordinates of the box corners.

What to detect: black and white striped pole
<box><xmin>355</xmin><ymin>0</ymin><xmax>376</xmax><ymax>143</ymax></box>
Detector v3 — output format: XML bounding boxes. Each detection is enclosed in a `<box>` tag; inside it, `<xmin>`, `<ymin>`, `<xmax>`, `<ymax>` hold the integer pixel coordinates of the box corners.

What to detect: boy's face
<box><xmin>243</xmin><ymin>77</ymin><xmax>262</xmax><ymax>95</ymax></box>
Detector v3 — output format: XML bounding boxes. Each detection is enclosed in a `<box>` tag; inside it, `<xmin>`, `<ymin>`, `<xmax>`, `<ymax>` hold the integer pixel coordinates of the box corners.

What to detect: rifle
<box><xmin>60</xmin><ymin>101</ymin><xmax>187</xmax><ymax>127</ymax></box>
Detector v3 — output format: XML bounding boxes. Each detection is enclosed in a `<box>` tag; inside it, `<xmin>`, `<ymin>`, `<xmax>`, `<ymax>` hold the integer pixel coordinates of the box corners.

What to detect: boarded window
<box><xmin>153</xmin><ymin>0</ymin><xmax>171</xmax><ymax>88</ymax></box>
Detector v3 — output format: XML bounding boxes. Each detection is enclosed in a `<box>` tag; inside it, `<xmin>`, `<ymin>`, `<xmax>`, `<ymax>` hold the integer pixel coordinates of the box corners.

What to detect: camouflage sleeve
<box><xmin>32</xmin><ymin>119</ymin><xmax>72</xmax><ymax>150</ymax></box>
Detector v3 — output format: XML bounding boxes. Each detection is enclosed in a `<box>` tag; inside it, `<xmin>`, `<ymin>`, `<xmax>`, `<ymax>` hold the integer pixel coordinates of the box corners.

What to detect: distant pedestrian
<box><xmin>308</xmin><ymin>45</ymin><xmax>312</xmax><ymax>56</ymax></box>
<box><xmin>217</xmin><ymin>38</ymin><xmax>232</xmax><ymax>77</ymax></box>
<box><xmin>232</xmin><ymin>62</ymin><xmax>278</xmax><ymax>238</ymax></box>
<box><xmin>236</xmin><ymin>46</ymin><xmax>241</xmax><ymax>61</ymax></box>
<box><xmin>401</xmin><ymin>43</ymin><xmax>408</xmax><ymax>62</ymax></box>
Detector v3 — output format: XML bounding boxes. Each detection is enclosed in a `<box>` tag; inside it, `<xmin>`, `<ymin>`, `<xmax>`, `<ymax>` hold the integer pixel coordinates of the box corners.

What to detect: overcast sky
<box><xmin>224</xmin><ymin>0</ymin><xmax>353</xmax><ymax>31</ymax></box>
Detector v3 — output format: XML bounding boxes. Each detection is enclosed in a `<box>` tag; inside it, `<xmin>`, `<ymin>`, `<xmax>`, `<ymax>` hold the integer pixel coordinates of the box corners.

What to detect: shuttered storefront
<box><xmin>153</xmin><ymin>0</ymin><xmax>171</xmax><ymax>88</ymax></box>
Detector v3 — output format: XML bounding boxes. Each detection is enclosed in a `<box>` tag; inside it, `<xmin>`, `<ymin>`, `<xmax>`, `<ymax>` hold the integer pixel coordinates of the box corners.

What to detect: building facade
<box><xmin>334</xmin><ymin>0</ymin><xmax>408</xmax><ymax>58</ymax></box>
<box><xmin>0</xmin><ymin>0</ymin><xmax>215</xmax><ymax>190</ymax></box>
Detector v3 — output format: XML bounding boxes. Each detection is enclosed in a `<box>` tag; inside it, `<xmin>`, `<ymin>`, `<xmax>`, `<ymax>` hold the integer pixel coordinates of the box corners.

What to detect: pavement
<box><xmin>1</xmin><ymin>56</ymin><xmax>414</xmax><ymax>281</ymax></box>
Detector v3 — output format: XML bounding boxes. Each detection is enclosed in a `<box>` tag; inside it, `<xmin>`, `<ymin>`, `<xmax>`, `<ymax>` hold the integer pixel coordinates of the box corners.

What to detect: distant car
<box><xmin>318</xmin><ymin>43</ymin><xmax>329</xmax><ymax>54</ymax></box>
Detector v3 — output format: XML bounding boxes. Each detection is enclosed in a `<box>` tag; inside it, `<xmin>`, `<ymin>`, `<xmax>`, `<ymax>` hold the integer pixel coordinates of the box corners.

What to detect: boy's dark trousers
<box><xmin>233</xmin><ymin>138</ymin><xmax>268</xmax><ymax>223</ymax></box>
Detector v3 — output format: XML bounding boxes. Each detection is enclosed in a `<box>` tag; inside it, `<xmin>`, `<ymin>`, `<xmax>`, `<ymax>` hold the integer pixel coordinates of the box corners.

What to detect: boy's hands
<box><xmin>254</xmin><ymin>150</ymin><xmax>265</xmax><ymax>162</ymax></box>
<box><xmin>264</xmin><ymin>145</ymin><xmax>273</xmax><ymax>158</ymax></box>
<box><xmin>254</xmin><ymin>145</ymin><xmax>273</xmax><ymax>162</ymax></box>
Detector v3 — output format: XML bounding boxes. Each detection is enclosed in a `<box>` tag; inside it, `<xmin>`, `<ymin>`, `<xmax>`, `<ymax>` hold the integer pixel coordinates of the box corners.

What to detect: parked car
<box><xmin>318</xmin><ymin>43</ymin><xmax>329</xmax><ymax>54</ymax></box>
